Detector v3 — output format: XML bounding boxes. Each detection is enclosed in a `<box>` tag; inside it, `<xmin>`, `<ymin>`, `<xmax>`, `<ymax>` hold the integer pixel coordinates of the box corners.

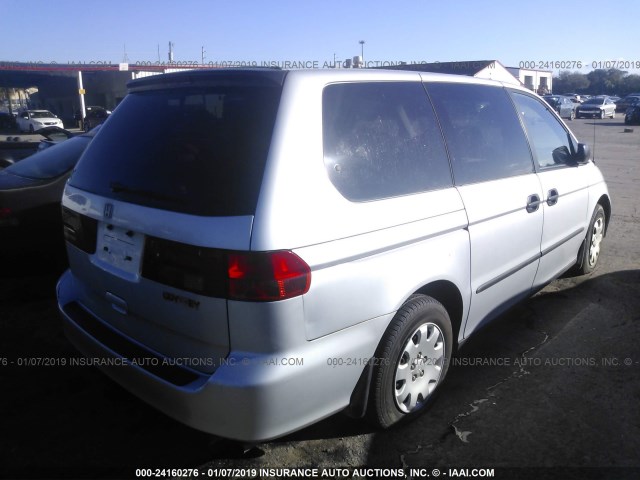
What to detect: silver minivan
<box><xmin>57</xmin><ymin>69</ymin><xmax>610</xmax><ymax>441</ymax></box>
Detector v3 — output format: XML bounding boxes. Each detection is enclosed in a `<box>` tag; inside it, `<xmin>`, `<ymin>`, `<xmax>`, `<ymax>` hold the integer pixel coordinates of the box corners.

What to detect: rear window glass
<box><xmin>323</xmin><ymin>82</ymin><xmax>452</xmax><ymax>201</ymax></box>
<box><xmin>69</xmin><ymin>85</ymin><xmax>282</xmax><ymax>216</ymax></box>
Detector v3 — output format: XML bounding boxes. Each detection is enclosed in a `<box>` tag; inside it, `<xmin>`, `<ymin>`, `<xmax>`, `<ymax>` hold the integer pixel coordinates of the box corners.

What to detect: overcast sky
<box><xmin>2</xmin><ymin>0</ymin><xmax>639</xmax><ymax>73</ymax></box>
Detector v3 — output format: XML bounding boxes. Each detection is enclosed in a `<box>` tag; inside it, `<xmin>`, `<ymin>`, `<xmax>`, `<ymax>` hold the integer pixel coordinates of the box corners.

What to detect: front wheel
<box><xmin>577</xmin><ymin>204</ymin><xmax>606</xmax><ymax>275</ymax></box>
<box><xmin>569</xmin><ymin>110</ymin><xmax>575</xmax><ymax>121</ymax></box>
<box><xmin>368</xmin><ymin>295</ymin><xmax>453</xmax><ymax>428</ymax></box>
<box><xmin>600</xmin><ymin>110</ymin><xmax>606</xmax><ymax>119</ymax></box>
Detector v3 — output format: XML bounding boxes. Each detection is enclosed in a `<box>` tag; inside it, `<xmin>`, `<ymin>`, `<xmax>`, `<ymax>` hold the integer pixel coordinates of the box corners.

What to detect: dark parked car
<box><xmin>0</xmin><ymin>112</ymin><xmax>17</xmax><ymax>131</ymax></box>
<box><xmin>625</xmin><ymin>104</ymin><xmax>640</xmax><ymax>125</ymax></box>
<box><xmin>0</xmin><ymin>127</ymin><xmax>75</xmax><ymax>168</ymax></box>
<box><xmin>83</xmin><ymin>106</ymin><xmax>111</xmax><ymax>131</ymax></box>
<box><xmin>542</xmin><ymin>95</ymin><xmax>576</xmax><ymax>120</ymax></box>
<box><xmin>35</xmin><ymin>126</ymin><xmax>76</xmax><ymax>151</ymax></box>
<box><xmin>0</xmin><ymin>128</ymin><xmax>98</xmax><ymax>260</ymax></box>
<box><xmin>615</xmin><ymin>95</ymin><xmax>640</xmax><ymax>112</ymax></box>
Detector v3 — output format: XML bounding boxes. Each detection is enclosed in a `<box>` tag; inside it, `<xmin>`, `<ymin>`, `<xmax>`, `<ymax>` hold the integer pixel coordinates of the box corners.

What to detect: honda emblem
<box><xmin>104</xmin><ymin>203</ymin><xmax>113</xmax><ymax>219</ymax></box>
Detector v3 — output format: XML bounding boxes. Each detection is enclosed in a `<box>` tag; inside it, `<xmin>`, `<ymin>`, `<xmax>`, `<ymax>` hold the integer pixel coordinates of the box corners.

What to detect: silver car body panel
<box><xmin>57</xmin><ymin>69</ymin><xmax>611</xmax><ymax>441</ymax></box>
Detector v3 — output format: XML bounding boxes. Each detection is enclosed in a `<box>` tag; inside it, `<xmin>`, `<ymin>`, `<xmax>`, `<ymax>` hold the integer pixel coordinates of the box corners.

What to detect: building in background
<box><xmin>506</xmin><ymin>67</ymin><xmax>553</xmax><ymax>94</ymax></box>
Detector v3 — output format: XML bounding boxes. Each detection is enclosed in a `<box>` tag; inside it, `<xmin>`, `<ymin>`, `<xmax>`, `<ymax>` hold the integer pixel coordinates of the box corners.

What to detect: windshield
<box><xmin>30</xmin><ymin>110</ymin><xmax>56</xmax><ymax>118</ymax></box>
<box><xmin>6</xmin><ymin>135</ymin><xmax>92</xmax><ymax>180</ymax></box>
<box><xmin>583</xmin><ymin>98</ymin><xmax>604</xmax><ymax>105</ymax></box>
<box><xmin>69</xmin><ymin>83</ymin><xmax>282</xmax><ymax>216</ymax></box>
<box><xmin>544</xmin><ymin>97</ymin><xmax>560</xmax><ymax>106</ymax></box>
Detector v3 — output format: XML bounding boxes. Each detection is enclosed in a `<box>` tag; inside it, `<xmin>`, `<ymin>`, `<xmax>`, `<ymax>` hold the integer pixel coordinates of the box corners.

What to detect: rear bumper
<box><xmin>57</xmin><ymin>269</ymin><xmax>390</xmax><ymax>441</ymax></box>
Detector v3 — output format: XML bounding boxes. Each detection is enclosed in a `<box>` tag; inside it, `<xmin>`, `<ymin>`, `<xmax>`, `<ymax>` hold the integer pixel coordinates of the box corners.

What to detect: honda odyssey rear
<box><xmin>58</xmin><ymin>68</ymin><xmax>610</xmax><ymax>441</ymax></box>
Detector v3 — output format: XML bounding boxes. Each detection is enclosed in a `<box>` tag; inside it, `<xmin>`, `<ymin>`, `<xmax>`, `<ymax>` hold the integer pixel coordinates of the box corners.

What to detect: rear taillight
<box><xmin>227</xmin><ymin>251</ymin><xmax>311</xmax><ymax>301</ymax></box>
<box><xmin>62</xmin><ymin>207</ymin><xmax>97</xmax><ymax>253</ymax></box>
<box><xmin>142</xmin><ymin>236</ymin><xmax>311</xmax><ymax>302</ymax></box>
<box><xmin>0</xmin><ymin>207</ymin><xmax>18</xmax><ymax>226</ymax></box>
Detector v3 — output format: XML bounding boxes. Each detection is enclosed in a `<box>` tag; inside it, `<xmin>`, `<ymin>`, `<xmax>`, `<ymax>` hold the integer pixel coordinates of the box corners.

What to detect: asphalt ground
<box><xmin>0</xmin><ymin>116</ymin><xmax>638</xmax><ymax>480</ymax></box>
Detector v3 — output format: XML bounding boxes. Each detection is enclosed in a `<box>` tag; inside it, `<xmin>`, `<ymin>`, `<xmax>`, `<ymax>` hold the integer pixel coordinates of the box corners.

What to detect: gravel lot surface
<box><xmin>0</xmin><ymin>117</ymin><xmax>638</xmax><ymax>480</ymax></box>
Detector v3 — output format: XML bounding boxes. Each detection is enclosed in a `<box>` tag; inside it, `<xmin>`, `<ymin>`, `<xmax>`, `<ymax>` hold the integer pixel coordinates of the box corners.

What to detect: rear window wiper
<box><xmin>109</xmin><ymin>182</ymin><xmax>183</xmax><ymax>204</ymax></box>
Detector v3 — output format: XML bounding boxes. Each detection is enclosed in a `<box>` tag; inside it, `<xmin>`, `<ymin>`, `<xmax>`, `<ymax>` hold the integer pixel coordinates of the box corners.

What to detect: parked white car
<box><xmin>16</xmin><ymin>110</ymin><xmax>63</xmax><ymax>132</ymax></box>
<box><xmin>576</xmin><ymin>96</ymin><xmax>617</xmax><ymax>119</ymax></box>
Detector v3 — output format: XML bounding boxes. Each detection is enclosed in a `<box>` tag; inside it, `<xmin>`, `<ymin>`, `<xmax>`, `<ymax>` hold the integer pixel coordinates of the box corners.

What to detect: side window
<box><xmin>322</xmin><ymin>82</ymin><xmax>452</xmax><ymax>202</ymax></box>
<box><xmin>426</xmin><ymin>82</ymin><xmax>534</xmax><ymax>185</ymax></box>
<box><xmin>510</xmin><ymin>91</ymin><xmax>576</xmax><ymax>169</ymax></box>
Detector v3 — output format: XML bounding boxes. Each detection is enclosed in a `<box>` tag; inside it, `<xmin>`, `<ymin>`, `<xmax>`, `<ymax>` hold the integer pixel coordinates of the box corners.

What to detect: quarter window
<box><xmin>322</xmin><ymin>82</ymin><xmax>452</xmax><ymax>202</ymax></box>
<box><xmin>510</xmin><ymin>91</ymin><xmax>576</xmax><ymax>169</ymax></box>
<box><xmin>426</xmin><ymin>82</ymin><xmax>534</xmax><ymax>185</ymax></box>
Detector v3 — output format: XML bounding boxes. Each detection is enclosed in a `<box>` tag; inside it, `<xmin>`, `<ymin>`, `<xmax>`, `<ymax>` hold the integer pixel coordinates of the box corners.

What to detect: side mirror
<box><xmin>552</xmin><ymin>146</ymin><xmax>571</xmax><ymax>164</ymax></box>
<box><xmin>572</xmin><ymin>143</ymin><xmax>591</xmax><ymax>165</ymax></box>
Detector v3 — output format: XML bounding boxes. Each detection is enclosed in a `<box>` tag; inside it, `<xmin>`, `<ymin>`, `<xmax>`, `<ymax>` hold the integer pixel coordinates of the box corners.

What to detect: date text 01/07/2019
<box><xmin>518</xmin><ymin>60</ymin><xmax>640</xmax><ymax>70</ymax></box>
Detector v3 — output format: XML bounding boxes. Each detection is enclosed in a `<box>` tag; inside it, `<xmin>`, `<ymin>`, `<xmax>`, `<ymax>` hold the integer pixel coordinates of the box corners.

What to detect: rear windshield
<box><xmin>69</xmin><ymin>85</ymin><xmax>282</xmax><ymax>216</ymax></box>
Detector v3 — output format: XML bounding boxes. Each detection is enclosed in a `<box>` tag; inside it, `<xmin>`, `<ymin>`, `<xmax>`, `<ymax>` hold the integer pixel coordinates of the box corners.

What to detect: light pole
<box><xmin>359</xmin><ymin>40</ymin><xmax>365</xmax><ymax>64</ymax></box>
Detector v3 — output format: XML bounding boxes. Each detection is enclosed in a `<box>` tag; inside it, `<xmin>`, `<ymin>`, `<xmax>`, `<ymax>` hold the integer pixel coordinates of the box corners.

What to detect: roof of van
<box><xmin>127</xmin><ymin>68</ymin><xmax>289</xmax><ymax>90</ymax></box>
<box><xmin>126</xmin><ymin>67</ymin><xmax>524</xmax><ymax>93</ymax></box>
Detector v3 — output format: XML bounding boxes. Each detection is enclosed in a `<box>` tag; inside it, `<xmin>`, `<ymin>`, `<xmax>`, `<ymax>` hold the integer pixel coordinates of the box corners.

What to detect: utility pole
<box><xmin>168</xmin><ymin>42</ymin><xmax>174</xmax><ymax>63</ymax></box>
<box><xmin>201</xmin><ymin>46</ymin><xmax>206</xmax><ymax>65</ymax></box>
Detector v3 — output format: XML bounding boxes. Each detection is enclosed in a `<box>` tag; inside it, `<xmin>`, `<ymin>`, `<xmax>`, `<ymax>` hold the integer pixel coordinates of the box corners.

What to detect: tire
<box><xmin>611</xmin><ymin>111</ymin><xmax>616</xmax><ymax>119</ymax></box>
<box><xmin>569</xmin><ymin>110</ymin><xmax>575</xmax><ymax>121</ymax></box>
<box><xmin>368</xmin><ymin>295</ymin><xmax>453</xmax><ymax>429</ymax></box>
<box><xmin>577</xmin><ymin>204</ymin><xmax>606</xmax><ymax>275</ymax></box>
<box><xmin>600</xmin><ymin>110</ymin><xmax>606</xmax><ymax>119</ymax></box>
<box><xmin>28</xmin><ymin>124</ymin><xmax>34</xmax><ymax>133</ymax></box>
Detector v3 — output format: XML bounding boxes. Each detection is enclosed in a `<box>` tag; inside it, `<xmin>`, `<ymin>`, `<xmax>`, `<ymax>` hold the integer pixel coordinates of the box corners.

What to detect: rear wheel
<box><xmin>368</xmin><ymin>295</ymin><xmax>452</xmax><ymax>428</ymax></box>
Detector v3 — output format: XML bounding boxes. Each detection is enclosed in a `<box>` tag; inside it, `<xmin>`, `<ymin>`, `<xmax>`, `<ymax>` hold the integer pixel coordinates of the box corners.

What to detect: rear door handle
<box><xmin>547</xmin><ymin>188</ymin><xmax>559</xmax><ymax>206</ymax></box>
<box><xmin>526</xmin><ymin>194</ymin><xmax>541</xmax><ymax>213</ymax></box>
